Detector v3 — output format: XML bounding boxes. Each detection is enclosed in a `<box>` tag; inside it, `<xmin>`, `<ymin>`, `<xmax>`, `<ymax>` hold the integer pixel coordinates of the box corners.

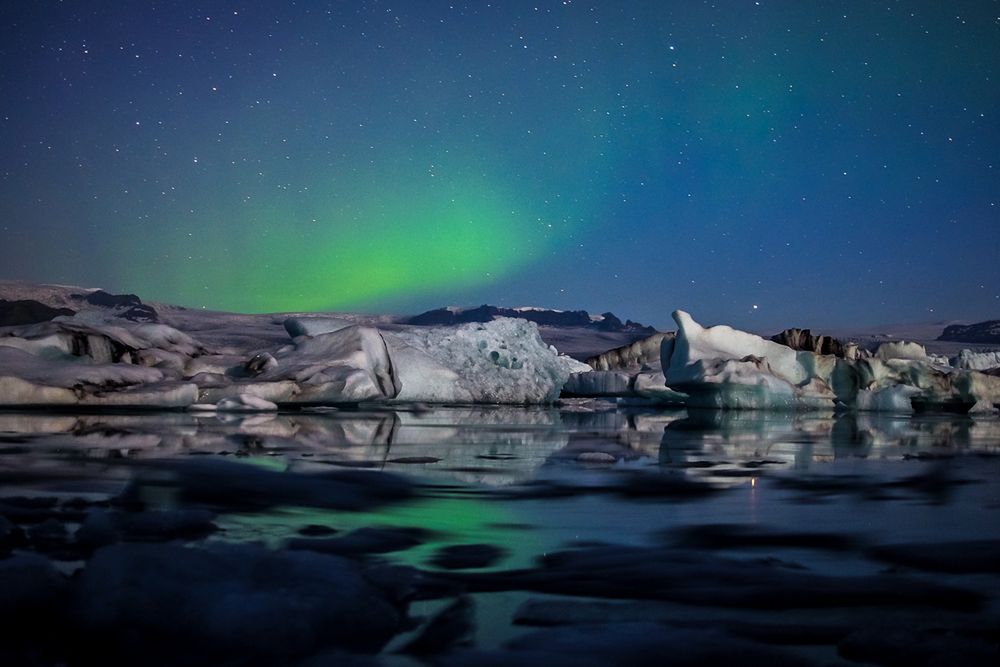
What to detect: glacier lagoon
<box><xmin>2</xmin><ymin>403</ymin><xmax>999</xmax><ymax>666</ymax></box>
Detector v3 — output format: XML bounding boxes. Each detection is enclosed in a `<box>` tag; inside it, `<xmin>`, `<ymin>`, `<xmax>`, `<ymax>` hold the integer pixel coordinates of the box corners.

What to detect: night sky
<box><xmin>1</xmin><ymin>1</ymin><xmax>997</xmax><ymax>330</ymax></box>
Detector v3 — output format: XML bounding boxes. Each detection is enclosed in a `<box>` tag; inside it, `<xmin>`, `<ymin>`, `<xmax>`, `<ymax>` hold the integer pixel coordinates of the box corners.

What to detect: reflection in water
<box><xmin>1</xmin><ymin>407</ymin><xmax>998</xmax><ymax>490</ymax></box>
<box><xmin>2</xmin><ymin>405</ymin><xmax>999</xmax><ymax>664</ymax></box>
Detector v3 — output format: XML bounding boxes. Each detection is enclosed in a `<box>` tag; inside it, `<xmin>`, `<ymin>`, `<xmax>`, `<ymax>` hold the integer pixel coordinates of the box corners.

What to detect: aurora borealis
<box><xmin>1</xmin><ymin>1</ymin><xmax>998</xmax><ymax>328</ymax></box>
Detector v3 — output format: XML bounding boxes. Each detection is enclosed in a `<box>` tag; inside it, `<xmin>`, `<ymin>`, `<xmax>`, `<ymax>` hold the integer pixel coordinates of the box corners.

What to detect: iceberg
<box><xmin>205</xmin><ymin>318</ymin><xmax>585</xmax><ymax>406</ymax></box>
<box><xmin>389</xmin><ymin>318</ymin><xmax>590</xmax><ymax>404</ymax></box>
<box><xmin>203</xmin><ymin>325</ymin><xmax>400</xmax><ymax>405</ymax></box>
<box><xmin>950</xmin><ymin>349</ymin><xmax>1000</xmax><ymax>371</ymax></box>
<box><xmin>585</xmin><ymin>332</ymin><xmax>672</xmax><ymax>371</ymax></box>
<box><xmin>0</xmin><ymin>347</ymin><xmax>197</xmax><ymax>408</ymax></box>
<box><xmin>663</xmin><ymin>310</ymin><xmax>840</xmax><ymax>409</ymax></box>
<box><xmin>660</xmin><ymin>310</ymin><xmax>1000</xmax><ymax>413</ymax></box>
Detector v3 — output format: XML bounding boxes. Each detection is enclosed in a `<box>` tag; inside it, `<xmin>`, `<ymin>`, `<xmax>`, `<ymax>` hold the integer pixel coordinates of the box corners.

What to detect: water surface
<box><xmin>2</xmin><ymin>404</ymin><xmax>999</xmax><ymax>665</ymax></box>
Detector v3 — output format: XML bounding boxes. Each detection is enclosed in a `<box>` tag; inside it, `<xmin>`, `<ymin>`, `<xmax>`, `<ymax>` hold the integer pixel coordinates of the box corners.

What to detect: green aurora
<box><xmin>121</xmin><ymin>177</ymin><xmax>551</xmax><ymax>313</ymax></box>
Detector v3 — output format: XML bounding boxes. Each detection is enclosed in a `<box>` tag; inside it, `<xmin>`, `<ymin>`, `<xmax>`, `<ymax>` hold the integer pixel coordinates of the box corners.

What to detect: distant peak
<box><xmin>407</xmin><ymin>304</ymin><xmax>655</xmax><ymax>333</ymax></box>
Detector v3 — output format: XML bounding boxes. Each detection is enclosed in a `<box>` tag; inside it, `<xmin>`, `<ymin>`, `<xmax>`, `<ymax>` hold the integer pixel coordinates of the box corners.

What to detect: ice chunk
<box><xmin>390</xmin><ymin>318</ymin><xmax>590</xmax><ymax>403</ymax></box>
<box><xmin>631</xmin><ymin>371</ymin><xmax>688</xmax><ymax>403</ymax></box>
<box><xmin>562</xmin><ymin>370</ymin><xmax>686</xmax><ymax>404</ymax></box>
<box><xmin>0</xmin><ymin>317</ymin><xmax>203</xmax><ymax>364</ymax></box>
<box><xmin>664</xmin><ymin>311</ymin><xmax>838</xmax><ymax>410</ymax></box>
<box><xmin>954</xmin><ymin>371</ymin><xmax>1000</xmax><ymax>413</ymax></box>
<box><xmin>382</xmin><ymin>335</ymin><xmax>475</xmax><ymax>403</ymax></box>
<box><xmin>586</xmin><ymin>332</ymin><xmax>673</xmax><ymax>371</ymax></box>
<box><xmin>873</xmin><ymin>341</ymin><xmax>927</xmax><ymax>361</ymax></box>
<box><xmin>856</xmin><ymin>385</ymin><xmax>921</xmax><ymax>412</ymax></box>
<box><xmin>663</xmin><ymin>310</ymin><xmax>1000</xmax><ymax>413</ymax></box>
<box><xmin>563</xmin><ymin>371</ymin><xmax>632</xmax><ymax>396</ymax></box>
<box><xmin>209</xmin><ymin>325</ymin><xmax>400</xmax><ymax>405</ymax></box>
<box><xmin>214</xmin><ymin>395</ymin><xmax>279</xmax><ymax>412</ymax></box>
<box><xmin>0</xmin><ymin>347</ymin><xmax>197</xmax><ymax>407</ymax></box>
<box><xmin>951</xmin><ymin>349</ymin><xmax>1000</xmax><ymax>371</ymax></box>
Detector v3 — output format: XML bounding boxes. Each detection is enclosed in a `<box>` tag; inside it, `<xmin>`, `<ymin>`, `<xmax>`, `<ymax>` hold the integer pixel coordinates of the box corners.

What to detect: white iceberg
<box><xmin>0</xmin><ymin>347</ymin><xmax>197</xmax><ymax>408</ymax></box>
<box><xmin>660</xmin><ymin>310</ymin><xmax>1000</xmax><ymax>413</ymax></box>
<box><xmin>950</xmin><ymin>349</ymin><xmax>1000</xmax><ymax>371</ymax></box>
<box><xmin>389</xmin><ymin>318</ymin><xmax>590</xmax><ymax>404</ymax></box>
<box><xmin>203</xmin><ymin>325</ymin><xmax>400</xmax><ymax>405</ymax></box>
<box><xmin>663</xmin><ymin>310</ymin><xmax>840</xmax><ymax>410</ymax></box>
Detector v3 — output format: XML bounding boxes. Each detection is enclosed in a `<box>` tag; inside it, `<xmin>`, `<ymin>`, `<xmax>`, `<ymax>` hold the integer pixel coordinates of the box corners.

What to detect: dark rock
<box><xmin>363</xmin><ymin>562</ymin><xmax>461</xmax><ymax>604</ymax></box>
<box><xmin>840</xmin><ymin>625</ymin><xmax>999</xmax><ymax>667</ymax></box>
<box><xmin>771</xmin><ymin>328</ymin><xmax>844</xmax><ymax>357</ymax></box>
<box><xmin>243</xmin><ymin>351</ymin><xmax>278</xmax><ymax>376</ymax></box>
<box><xmin>0</xmin><ymin>299</ymin><xmax>75</xmax><ymax>326</ymax></box>
<box><xmin>72</xmin><ymin>290</ymin><xmax>158</xmax><ymax>322</ymax></box>
<box><xmin>867</xmin><ymin>539</ymin><xmax>1000</xmax><ymax>574</ymax></box>
<box><xmin>430</xmin><ymin>543</ymin><xmax>506</xmax><ymax>570</ymax></box>
<box><xmin>445</xmin><ymin>544</ymin><xmax>981</xmax><ymax>611</ymax></box>
<box><xmin>910</xmin><ymin>397</ymin><xmax>975</xmax><ymax>414</ymax></box>
<box><xmin>0</xmin><ymin>553</ymin><xmax>68</xmax><ymax>620</ymax></box>
<box><xmin>408</xmin><ymin>305</ymin><xmax>501</xmax><ymax>326</ymax></box>
<box><xmin>593</xmin><ymin>312</ymin><xmax>624</xmax><ymax>331</ymax></box>
<box><xmin>296</xmin><ymin>650</ymin><xmax>384</xmax><ymax>667</ymax></box>
<box><xmin>76</xmin><ymin>509</ymin><xmax>218</xmax><ymax>551</ymax></box>
<box><xmin>0</xmin><ymin>496</ymin><xmax>74</xmax><ymax>524</ymax></box>
<box><xmin>78</xmin><ymin>290</ymin><xmax>143</xmax><ymax>308</ymax></box>
<box><xmin>666</xmin><ymin>524</ymin><xmax>860</xmax><ymax>552</ymax></box>
<box><xmin>0</xmin><ymin>555</ymin><xmax>71</xmax><ymax>665</ymax></box>
<box><xmin>395</xmin><ymin>596</ymin><xmax>475</xmax><ymax>656</ymax></box>
<box><xmin>1</xmin><ymin>495</ymin><xmax>58</xmax><ymax>510</ymax></box>
<box><xmin>74</xmin><ymin>543</ymin><xmax>404</xmax><ymax>663</ymax></box>
<box><xmin>75</xmin><ymin>510</ymin><xmax>119</xmax><ymax>551</ymax></box>
<box><xmin>611</xmin><ymin>470</ymin><xmax>721</xmax><ymax>499</ymax></box>
<box><xmin>26</xmin><ymin>518</ymin><xmax>69</xmax><ymax>552</ymax></box>
<box><xmin>122</xmin><ymin>458</ymin><xmax>414</xmax><ymax>512</ymax></box>
<box><xmin>938</xmin><ymin>320</ymin><xmax>1000</xmax><ymax>344</ymax></box>
<box><xmin>288</xmin><ymin>526</ymin><xmax>427</xmax><ymax>556</ymax></box>
<box><xmin>440</xmin><ymin>623</ymin><xmax>811</xmax><ymax>667</ymax></box>
<box><xmin>0</xmin><ymin>514</ymin><xmax>26</xmax><ymax>555</ymax></box>
<box><xmin>512</xmin><ymin>598</ymin><xmax>852</xmax><ymax>645</ymax></box>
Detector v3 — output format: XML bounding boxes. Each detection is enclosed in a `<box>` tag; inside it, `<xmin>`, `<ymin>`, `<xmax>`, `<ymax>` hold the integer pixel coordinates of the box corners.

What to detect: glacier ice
<box><xmin>0</xmin><ymin>347</ymin><xmax>197</xmax><ymax>408</ymax></box>
<box><xmin>1</xmin><ymin>300</ymin><xmax>996</xmax><ymax>413</ymax></box>
<box><xmin>585</xmin><ymin>332</ymin><xmax>672</xmax><ymax>371</ymax></box>
<box><xmin>562</xmin><ymin>369</ymin><xmax>687</xmax><ymax>404</ymax></box>
<box><xmin>205</xmin><ymin>325</ymin><xmax>400</xmax><ymax>405</ymax></box>
<box><xmin>661</xmin><ymin>310</ymin><xmax>1000</xmax><ymax>413</ymax></box>
<box><xmin>951</xmin><ymin>349</ymin><xmax>1000</xmax><ymax>371</ymax></box>
<box><xmin>663</xmin><ymin>310</ymin><xmax>840</xmax><ymax>409</ymax></box>
<box><xmin>389</xmin><ymin>318</ymin><xmax>590</xmax><ymax>404</ymax></box>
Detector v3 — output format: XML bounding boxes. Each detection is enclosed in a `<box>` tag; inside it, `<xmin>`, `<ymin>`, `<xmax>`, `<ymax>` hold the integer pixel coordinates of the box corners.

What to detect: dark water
<box><xmin>2</xmin><ymin>404</ymin><xmax>999</xmax><ymax>665</ymax></box>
